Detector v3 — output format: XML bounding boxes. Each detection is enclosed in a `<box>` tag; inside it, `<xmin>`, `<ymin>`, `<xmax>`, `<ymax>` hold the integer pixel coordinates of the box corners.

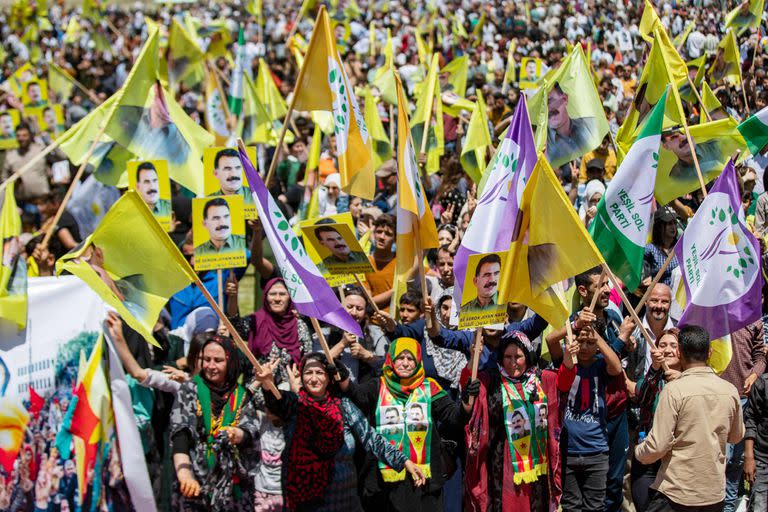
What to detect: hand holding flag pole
<box><xmin>468</xmin><ymin>328</ymin><xmax>483</xmax><ymax>407</ymax></box>
<box><xmin>0</xmin><ymin>140</ymin><xmax>61</xmax><ymax>193</ymax></box>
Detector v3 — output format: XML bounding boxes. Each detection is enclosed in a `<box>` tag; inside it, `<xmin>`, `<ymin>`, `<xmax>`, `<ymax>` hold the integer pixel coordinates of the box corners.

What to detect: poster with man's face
<box><xmin>26</xmin><ymin>105</ymin><xmax>66</xmax><ymax>138</ymax></box>
<box><xmin>297</xmin><ymin>212</ymin><xmax>364</xmax><ymax>287</ymax></box>
<box><xmin>301</xmin><ymin>221</ymin><xmax>373</xmax><ymax>276</ymax></box>
<box><xmin>22</xmin><ymin>79</ymin><xmax>49</xmax><ymax>108</ymax></box>
<box><xmin>459</xmin><ymin>251</ymin><xmax>508</xmax><ymax>329</ymax></box>
<box><xmin>519</xmin><ymin>58</ymin><xmax>542</xmax><ymax>89</ymax></box>
<box><xmin>192</xmin><ymin>195</ymin><xmax>247</xmax><ymax>271</ymax></box>
<box><xmin>203</xmin><ymin>146</ymin><xmax>258</xmax><ymax>219</ymax></box>
<box><xmin>127</xmin><ymin>160</ymin><xmax>172</xmax><ymax>231</ymax></box>
<box><xmin>0</xmin><ymin>110</ymin><xmax>20</xmax><ymax>150</ymax></box>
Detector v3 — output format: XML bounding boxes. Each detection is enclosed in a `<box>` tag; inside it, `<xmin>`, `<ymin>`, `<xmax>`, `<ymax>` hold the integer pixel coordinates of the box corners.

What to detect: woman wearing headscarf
<box><xmin>463</xmin><ymin>331</ymin><xmax>562</xmax><ymax>512</ymax></box>
<box><xmin>579</xmin><ymin>179</ymin><xmax>606</xmax><ymax>228</ymax></box>
<box><xmin>254</xmin><ymin>352</ymin><xmax>425</xmax><ymax>511</ymax></box>
<box><xmin>170</xmin><ymin>335</ymin><xmax>259</xmax><ymax>512</ymax></box>
<box><xmin>342</xmin><ymin>337</ymin><xmax>473</xmax><ymax>511</ymax></box>
<box><xmin>230</xmin><ymin>277</ymin><xmax>312</xmax><ymax>387</ymax></box>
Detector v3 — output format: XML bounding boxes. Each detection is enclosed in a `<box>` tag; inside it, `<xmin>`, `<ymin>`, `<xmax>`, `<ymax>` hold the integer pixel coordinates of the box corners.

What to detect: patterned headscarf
<box><xmin>382</xmin><ymin>338</ymin><xmax>446</xmax><ymax>402</ymax></box>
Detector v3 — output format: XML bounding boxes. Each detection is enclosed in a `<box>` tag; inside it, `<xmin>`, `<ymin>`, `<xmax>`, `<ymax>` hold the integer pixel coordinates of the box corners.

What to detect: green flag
<box><xmin>738</xmin><ymin>105</ymin><xmax>768</xmax><ymax>156</ymax></box>
<box><xmin>590</xmin><ymin>91</ymin><xmax>666</xmax><ymax>291</ymax></box>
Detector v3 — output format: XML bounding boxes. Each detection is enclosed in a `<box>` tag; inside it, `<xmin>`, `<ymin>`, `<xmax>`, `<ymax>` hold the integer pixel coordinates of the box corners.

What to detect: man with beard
<box><xmin>194</xmin><ymin>198</ymin><xmax>246</xmax><ymax>255</ymax></box>
<box><xmin>625</xmin><ymin>284</ymin><xmax>676</xmax><ymax>386</ymax></box>
<box><xmin>211</xmin><ymin>148</ymin><xmax>256</xmax><ymax>208</ymax></box>
<box><xmin>135</xmin><ymin>162</ymin><xmax>172</xmax><ymax>217</ymax></box>
<box><xmin>1</xmin><ymin>123</ymin><xmax>53</xmax><ymax>200</ymax></box>
<box><xmin>462</xmin><ymin>253</ymin><xmax>501</xmax><ymax>312</ymax></box>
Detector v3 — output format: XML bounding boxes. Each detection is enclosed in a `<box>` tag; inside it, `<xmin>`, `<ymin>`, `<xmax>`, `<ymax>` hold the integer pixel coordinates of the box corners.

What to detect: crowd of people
<box><xmin>2</xmin><ymin>0</ymin><xmax>768</xmax><ymax>511</ymax></box>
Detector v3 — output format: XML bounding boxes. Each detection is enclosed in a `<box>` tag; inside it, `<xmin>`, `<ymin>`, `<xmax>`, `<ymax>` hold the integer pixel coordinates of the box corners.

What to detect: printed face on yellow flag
<box><xmin>291</xmin><ymin>6</ymin><xmax>374</xmax><ymax>199</ymax></box>
<box><xmin>192</xmin><ymin>195</ymin><xmax>247</xmax><ymax>272</ymax></box>
<box><xmin>301</xmin><ymin>221</ymin><xmax>374</xmax><ymax>276</ymax></box>
<box><xmin>127</xmin><ymin>160</ymin><xmax>173</xmax><ymax>231</ymax></box>
<box><xmin>297</xmin><ymin>212</ymin><xmax>363</xmax><ymax>287</ymax></box>
<box><xmin>459</xmin><ymin>251</ymin><xmax>508</xmax><ymax>330</ymax></box>
<box><xmin>203</xmin><ymin>146</ymin><xmax>258</xmax><ymax>219</ymax></box>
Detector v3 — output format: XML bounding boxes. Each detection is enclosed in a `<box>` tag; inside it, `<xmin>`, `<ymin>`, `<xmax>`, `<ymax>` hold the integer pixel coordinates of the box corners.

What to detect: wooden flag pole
<box><xmin>193</xmin><ymin>276</ymin><xmax>281</xmax><ymax>398</ymax></box>
<box><xmin>564</xmin><ymin>318</ymin><xmax>578</xmax><ymax>365</ymax></box>
<box><xmin>680</xmin><ymin>120</ymin><xmax>709</xmax><ymax>198</ymax></box>
<box><xmin>41</xmin><ymin>122</ymin><xmax>109</xmax><ymax>248</ymax></box>
<box><xmin>588</xmin><ymin>268</ymin><xmax>605</xmax><ymax>312</ymax></box>
<box><xmin>265</xmin><ymin>6</ymin><xmax>326</xmax><ymax>188</ymax></box>
<box><xmin>467</xmin><ymin>328</ymin><xmax>483</xmax><ymax>407</ymax></box>
<box><xmin>207</xmin><ymin>61</ymin><xmax>234</xmax><ymax>126</ymax></box>
<box><xmin>686</xmin><ymin>76</ymin><xmax>712</xmax><ymax>123</ymax></box>
<box><xmin>310</xmin><ymin>317</ymin><xmax>341</xmax><ymax>381</ymax></box>
<box><xmin>354</xmin><ymin>274</ymin><xmax>381</xmax><ymax>314</ymax></box>
<box><xmin>633</xmin><ymin>250</ymin><xmax>675</xmax><ymax>315</ymax></box>
<box><xmin>389</xmin><ymin>104</ymin><xmax>395</xmax><ymax>147</ymax></box>
<box><xmin>0</xmin><ymin>140</ymin><xmax>61</xmax><ymax>193</ymax></box>
<box><xmin>217</xmin><ymin>269</ymin><xmax>224</xmax><ymax>310</ymax></box>
<box><xmin>601</xmin><ymin>263</ymin><xmax>658</xmax><ymax>351</ymax></box>
<box><xmin>53</xmin><ymin>64</ymin><xmax>101</xmax><ymax>104</ymax></box>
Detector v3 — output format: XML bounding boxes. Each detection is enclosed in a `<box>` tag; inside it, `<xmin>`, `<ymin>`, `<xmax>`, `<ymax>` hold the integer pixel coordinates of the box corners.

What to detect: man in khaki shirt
<box><xmin>1</xmin><ymin>123</ymin><xmax>51</xmax><ymax>201</ymax></box>
<box><xmin>636</xmin><ymin>325</ymin><xmax>744</xmax><ymax>511</ymax></box>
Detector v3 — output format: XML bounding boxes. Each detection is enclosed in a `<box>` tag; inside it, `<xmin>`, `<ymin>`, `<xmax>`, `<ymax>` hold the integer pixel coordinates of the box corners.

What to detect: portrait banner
<box><xmin>192</xmin><ymin>195</ymin><xmax>248</xmax><ymax>271</ymax></box>
<box><xmin>127</xmin><ymin>160</ymin><xmax>172</xmax><ymax>231</ymax></box>
<box><xmin>203</xmin><ymin>146</ymin><xmax>258</xmax><ymax>219</ymax></box>
<box><xmin>458</xmin><ymin>251</ymin><xmax>508</xmax><ymax>330</ymax></box>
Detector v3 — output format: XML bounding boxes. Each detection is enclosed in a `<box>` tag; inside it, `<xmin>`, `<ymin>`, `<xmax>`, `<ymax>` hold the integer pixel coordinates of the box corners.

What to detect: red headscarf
<box><xmin>247</xmin><ymin>278</ymin><xmax>301</xmax><ymax>364</ymax></box>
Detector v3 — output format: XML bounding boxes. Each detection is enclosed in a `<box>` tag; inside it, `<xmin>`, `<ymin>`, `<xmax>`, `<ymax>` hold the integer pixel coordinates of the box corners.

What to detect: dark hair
<box><xmin>136</xmin><ymin>161</ymin><xmax>157</xmax><ymax>182</ymax></box>
<box><xmin>399</xmin><ymin>290</ymin><xmax>423</xmax><ymax>310</ymax></box>
<box><xmin>678</xmin><ymin>325</ymin><xmax>710</xmax><ymax>362</ymax></box>
<box><xmin>200</xmin><ymin>335</ymin><xmax>243</xmax><ymax>386</ymax></box>
<box><xmin>437</xmin><ymin>224</ymin><xmax>457</xmax><ymax>239</ymax></box>
<box><xmin>437</xmin><ymin>245</ymin><xmax>457</xmax><ymax>258</ymax></box>
<box><xmin>314</xmin><ymin>224</ymin><xmax>341</xmax><ymax>239</ymax></box>
<box><xmin>373</xmin><ymin>214</ymin><xmax>396</xmax><ymax>231</ymax></box>
<box><xmin>214</xmin><ymin>148</ymin><xmax>239</xmax><ymax>169</ymax></box>
<box><xmin>651</xmin><ymin>215</ymin><xmax>678</xmax><ymax>247</ymax></box>
<box><xmin>203</xmin><ymin>197</ymin><xmax>229</xmax><ymax>218</ymax></box>
<box><xmin>474</xmin><ymin>253</ymin><xmax>501</xmax><ymax>277</ymax></box>
<box><xmin>15</xmin><ymin>122</ymin><xmax>31</xmax><ymax>134</ymax></box>
<box><xmin>186</xmin><ymin>332</ymin><xmax>211</xmax><ymax>374</ymax></box>
<box><xmin>575</xmin><ymin>265</ymin><xmax>602</xmax><ymax>289</ymax></box>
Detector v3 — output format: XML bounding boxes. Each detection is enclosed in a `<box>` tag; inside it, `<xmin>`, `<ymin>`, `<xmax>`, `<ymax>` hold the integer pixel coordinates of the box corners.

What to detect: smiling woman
<box><xmin>169</xmin><ymin>335</ymin><xmax>260</xmax><ymax>512</ymax></box>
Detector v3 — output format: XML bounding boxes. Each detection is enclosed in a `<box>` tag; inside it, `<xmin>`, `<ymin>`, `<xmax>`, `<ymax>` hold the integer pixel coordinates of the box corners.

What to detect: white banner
<box><xmin>0</xmin><ymin>276</ymin><xmax>106</xmax><ymax>400</ymax></box>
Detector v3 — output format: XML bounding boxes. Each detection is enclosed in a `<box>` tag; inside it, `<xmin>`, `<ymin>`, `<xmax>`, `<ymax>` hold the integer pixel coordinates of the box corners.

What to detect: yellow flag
<box><xmin>168</xmin><ymin>17</ymin><xmax>205</xmax><ymax>88</ymax></box>
<box><xmin>616</xmin><ymin>31</ymin><xmax>687</xmax><ymax>157</ymax></box>
<box><xmin>205</xmin><ymin>69</ymin><xmax>230</xmax><ymax>146</ymax></box>
<box><xmin>241</xmin><ymin>73</ymin><xmax>272</xmax><ymax>145</ymax></box>
<box><xmin>460</xmin><ymin>91</ymin><xmax>492</xmax><ymax>184</ymax></box>
<box><xmin>503</xmin><ymin>40</ymin><xmax>517</xmax><ymax>91</ymax></box>
<box><xmin>726</xmin><ymin>0</ymin><xmax>765</xmax><ymax>35</ymax></box>
<box><xmin>307</xmin><ymin>122</ymin><xmax>323</xmax><ymax>172</ymax></box>
<box><xmin>257</xmin><ymin>58</ymin><xmax>289</xmax><ymax>121</ymax></box>
<box><xmin>0</xmin><ymin>182</ymin><xmax>27</xmax><ymax>330</ymax></box>
<box><xmin>103</xmin><ymin>23</ymin><xmax>214</xmax><ymax>195</ymax></box>
<box><xmin>441</xmin><ymin>55</ymin><xmax>475</xmax><ymax>117</ymax></box>
<box><xmin>709</xmin><ymin>30</ymin><xmax>742</xmax><ymax>86</ymax></box>
<box><xmin>57</xmin><ymin>95</ymin><xmax>135</xmax><ymax>188</ymax></box>
<box><xmin>56</xmin><ymin>192</ymin><xmax>197</xmax><ymax>347</ymax></box>
<box><xmin>364</xmin><ymin>88</ymin><xmax>392</xmax><ymax>171</ymax></box>
<box><xmin>372</xmin><ymin>30</ymin><xmax>397</xmax><ymax>105</ymax></box>
<box><xmin>416</xmin><ymin>31</ymin><xmax>430</xmax><ymax>69</ymax></box>
<box><xmin>499</xmin><ymin>154</ymin><xmax>604</xmax><ymax>327</ymax></box>
<box><xmin>392</xmin><ymin>72</ymin><xmax>439</xmax><ymax>316</ymax></box>
<box><xmin>527</xmin><ymin>45</ymin><xmax>609</xmax><ymax>168</ymax></box>
<box><xmin>290</xmin><ymin>6</ymin><xmax>374</xmax><ymax>199</ymax></box>
<box><xmin>472</xmin><ymin>10</ymin><xmax>486</xmax><ymax>47</ymax></box>
<box><xmin>48</xmin><ymin>62</ymin><xmax>76</xmax><ymax>103</ymax></box>
<box><xmin>673</xmin><ymin>22</ymin><xmax>695</xmax><ymax>49</ymax></box>
<box><xmin>639</xmin><ymin>0</ymin><xmax>662</xmax><ymax>43</ymax></box>
<box><xmin>7</xmin><ymin>63</ymin><xmax>34</xmax><ymax>97</ymax></box>
<box><xmin>411</xmin><ymin>53</ymin><xmax>444</xmax><ymax>174</ymax></box>
<box><xmin>700</xmin><ymin>82</ymin><xmax>725</xmax><ymax>122</ymax></box>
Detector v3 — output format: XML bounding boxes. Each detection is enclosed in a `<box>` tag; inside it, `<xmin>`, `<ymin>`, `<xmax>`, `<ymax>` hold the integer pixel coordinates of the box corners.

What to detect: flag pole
<box><xmin>413</xmin><ymin>222</ymin><xmax>432</xmax><ymax>329</ymax></box>
<box><xmin>564</xmin><ymin>318</ymin><xmax>578</xmax><ymax>365</ymax></box>
<box><xmin>601</xmin><ymin>263</ymin><xmax>658</xmax><ymax>351</ymax></box>
<box><xmin>632</xmin><ymin>251</ymin><xmax>675</xmax><ymax>315</ymax></box>
<box><xmin>217</xmin><ymin>269</ymin><xmax>224</xmax><ymax>310</ymax></box>
<box><xmin>680</xmin><ymin>120</ymin><xmax>709</xmax><ymax>198</ymax></box>
<box><xmin>0</xmin><ymin>140</ymin><xmax>61</xmax><ymax>193</ymax></box>
<box><xmin>53</xmin><ymin>64</ymin><xmax>101</xmax><ymax>104</ymax></box>
<box><xmin>193</xmin><ymin>276</ymin><xmax>282</xmax><ymax>398</ymax></box>
<box><xmin>207</xmin><ymin>61</ymin><xmax>234</xmax><ymax>125</ymax></box>
<box><xmin>354</xmin><ymin>274</ymin><xmax>381</xmax><ymax>314</ymax></box>
<box><xmin>467</xmin><ymin>328</ymin><xmax>483</xmax><ymax>407</ymax></box>
<box><xmin>588</xmin><ymin>268</ymin><xmax>605</xmax><ymax>312</ymax></box>
<box><xmin>389</xmin><ymin>104</ymin><xmax>395</xmax><ymax>147</ymax></box>
<box><xmin>41</xmin><ymin>122</ymin><xmax>109</xmax><ymax>248</ymax></box>
<box><xmin>310</xmin><ymin>317</ymin><xmax>341</xmax><ymax>381</ymax></box>
<box><xmin>265</xmin><ymin>6</ymin><xmax>327</xmax><ymax>188</ymax></box>
<box><xmin>687</xmin><ymin>76</ymin><xmax>712</xmax><ymax>123</ymax></box>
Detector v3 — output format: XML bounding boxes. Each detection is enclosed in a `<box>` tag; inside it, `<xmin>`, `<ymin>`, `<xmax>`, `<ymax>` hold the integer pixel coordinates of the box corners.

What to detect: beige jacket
<box><xmin>635</xmin><ymin>366</ymin><xmax>744</xmax><ymax>506</ymax></box>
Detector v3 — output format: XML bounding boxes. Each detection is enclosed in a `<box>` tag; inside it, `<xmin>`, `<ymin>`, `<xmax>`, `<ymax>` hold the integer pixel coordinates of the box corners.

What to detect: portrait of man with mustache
<box><xmin>134</xmin><ymin>161</ymin><xmax>172</xmax><ymax>218</ymax></box>
<box><xmin>210</xmin><ymin>147</ymin><xmax>256</xmax><ymax>209</ymax></box>
<box><xmin>462</xmin><ymin>253</ymin><xmax>501</xmax><ymax>312</ymax></box>
<box><xmin>194</xmin><ymin>197</ymin><xmax>246</xmax><ymax>256</ymax></box>
<box><xmin>315</xmin><ymin>224</ymin><xmax>367</xmax><ymax>266</ymax></box>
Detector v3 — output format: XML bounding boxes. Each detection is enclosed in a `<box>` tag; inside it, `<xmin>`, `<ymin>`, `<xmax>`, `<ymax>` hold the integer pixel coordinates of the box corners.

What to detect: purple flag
<box><xmin>451</xmin><ymin>97</ymin><xmax>537</xmax><ymax>324</ymax></box>
<box><xmin>239</xmin><ymin>147</ymin><xmax>363</xmax><ymax>337</ymax></box>
<box><xmin>675</xmin><ymin>160</ymin><xmax>762</xmax><ymax>339</ymax></box>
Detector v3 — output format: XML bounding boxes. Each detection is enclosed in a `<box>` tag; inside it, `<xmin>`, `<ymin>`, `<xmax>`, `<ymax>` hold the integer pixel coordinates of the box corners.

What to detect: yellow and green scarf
<box><xmin>499</xmin><ymin>367</ymin><xmax>548</xmax><ymax>485</ymax></box>
<box><xmin>194</xmin><ymin>374</ymin><xmax>247</xmax><ymax>470</ymax></box>
<box><xmin>375</xmin><ymin>337</ymin><xmax>446</xmax><ymax>482</ymax></box>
